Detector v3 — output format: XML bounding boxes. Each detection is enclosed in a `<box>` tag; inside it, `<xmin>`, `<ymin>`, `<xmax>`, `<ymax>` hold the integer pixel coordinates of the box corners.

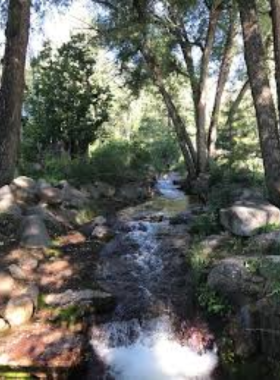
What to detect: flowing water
<box><xmin>88</xmin><ymin>173</ymin><xmax>220</xmax><ymax>380</ymax></box>
<box><xmin>80</xmin><ymin>173</ymin><xmax>280</xmax><ymax>380</ymax></box>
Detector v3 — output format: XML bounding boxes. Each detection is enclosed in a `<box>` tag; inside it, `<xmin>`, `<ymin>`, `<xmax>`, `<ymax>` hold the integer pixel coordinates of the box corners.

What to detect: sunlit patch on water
<box><xmin>91</xmin><ymin>317</ymin><xmax>218</xmax><ymax>380</ymax></box>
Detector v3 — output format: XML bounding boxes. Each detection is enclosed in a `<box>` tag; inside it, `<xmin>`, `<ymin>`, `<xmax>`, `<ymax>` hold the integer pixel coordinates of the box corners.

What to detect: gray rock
<box><xmin>61</xmin><ymin>183</ymin><xmax>89</xmax><ymax>208</ymax></box>
<box><xmin>0</xmin><ymin>317</ymin><xmax>10</xmax><ymax>333</ymax></box>
<box><xmin>208</xmin><ymin>257</ymin><xmax>265</xmax><ymax>306</ymax></box>
<box><xmin>4</xmin><ymin>295</ymin><xmax>34</xmax><ymax>326</ymax></box>
<box><xmin>199</xmin><ymin>233</ymin><xmax>230</xmax><ymax>255</ymax></box>
<box><xmin>21</xmin><ymin>284</ymin><xmax>39</xmax><ymax>308</ymax></box>
<box><xmin>10</xmin><ymin>176</ymin><xmax>37</xmax><ymax>204</ymax></box>
<box><xmin>0</xmin><ymin>186</ymin><xmax>22</xmax><ymax>216</ymax></box>
<box><xmin>91</xmin><ymin>225</ymin><xmax>113</xmax><ymax>240</ymax></box>
<box><xmin>220</xmin><ymin>200</ymin><xmax>280</xmax><ymax>236</ymax></box>
<box><xmin>252</xmin><ymin>231</ymin><xmax>280</xmax><ymax>252</ymax></box>
<box><xmin>44</xmin><ymin>289</ymin><xmax>114</xmax><ymax>310</ymax></box>
<box><xmin>93</xmin><ymin>215</ymin><xmax>107</xmax><ymax>226</ymax></box>
<box><xmin>38</xmin><ymin>184</ymin><xmax>63</xmax><ymax>205</ymax></box>
<box><xmin>0</xmin><ymin>272</ymin><xmax>15</xmax><ymax>295</ymax></box>
<box><xmin>9</xmin><ymin>264</ymin><xmax>28</xmax><ymax>280</ymax></box>
<box><xmin>20</xmin><ymin>215</ymin><xmax>50</xmax><ymax>248</ymax></box>
<box><xmin>19</xmin><ymin>257</ymin><xmax>39</xmax><ymax>271</ymax></box>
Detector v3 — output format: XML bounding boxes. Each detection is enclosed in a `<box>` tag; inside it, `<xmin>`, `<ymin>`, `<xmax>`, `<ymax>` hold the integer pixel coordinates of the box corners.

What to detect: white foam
<box><xmin>91</xmin><ymin>318</ymin><xmax>218</xmax><ymax>380</ymax></box>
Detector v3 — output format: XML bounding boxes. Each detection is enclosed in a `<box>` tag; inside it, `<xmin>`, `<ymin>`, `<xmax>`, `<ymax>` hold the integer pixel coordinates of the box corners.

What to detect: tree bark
<box><xmin>270</xmin><ymin>0</ymin><xmax>280</xmax><ymax>118</ymax></box>
<box><xmin>0</xmin><ymin>0</ymin><xmax>31</xmax><ymax>186</ymax></box>
<box><xmin>238</xmin><ymin>0</ymin><xmax>280</xmax><ymax>206</ymax></box>
<box><xmin>196</xmin><ymin>4</ymin><xmax>221</xmax><ymax>174</ymax></box>
<box><xmin>208</xmin><ymin>5</ymin><xmax>237</xmax><ymax>156</ymax></box>
<box><xmin>141</xmin><ymin>46</ymin><xmax>197</xmax><ymax>179</ymax></box>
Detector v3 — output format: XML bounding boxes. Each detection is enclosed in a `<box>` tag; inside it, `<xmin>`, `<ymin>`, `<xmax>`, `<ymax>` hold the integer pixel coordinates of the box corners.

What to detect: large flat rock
<box><xmin>20</xmin><ymin>215</ymin><xmax>51</xmax><ymax>248</ymax></box>
<box><xmin>220</xmin><ymin>200</ymin><xmax>280</xmax><ymax>236</ymax></box>
<box><xmin>0</xmin><ymin>323</ymin><xmax>84</xmax><ymax>369</ymax></box>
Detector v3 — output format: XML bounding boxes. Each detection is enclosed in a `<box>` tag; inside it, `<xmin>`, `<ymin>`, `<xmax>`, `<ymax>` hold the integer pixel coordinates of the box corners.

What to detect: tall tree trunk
<box><xmin>238</xmin><ymin>0</ymin><xmax>280</xmax><ymax>206</ymax></box>
<box><xmin>196</xmin><ymin>4</ymin><xmax>221</xmax><ymax>174</ymax></box>
<box><xmin>227</xmin><ymin>79</ymin><xmax>250</xmax><ymax>147</ymax></box>
<box><xmin>208</xmin><ymin>5</ymin><xmax>237</xmax><ymax>156</ymax></box>
<box><xmin>270</xmin><ymin>0</ymin><xmax>280</xmax><ymax>118</ymax></box>
<box><xmin>0</xmin><ymin>0</ymin><xmax>31</xmax><ymax>186</ymax></box>
<box><xmin>141</xmin><ymin>46</ymin><xmax>197</xmax><ymax>179</ymax></box>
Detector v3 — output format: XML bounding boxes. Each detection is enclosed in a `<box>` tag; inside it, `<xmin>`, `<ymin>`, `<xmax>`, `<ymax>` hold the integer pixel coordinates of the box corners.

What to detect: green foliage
<box><xmin>189</xmin><ymin>213</ymin><xmax>221</xmax><ymax>236</ymax></box>
<box><xmin>23</xmin><ymin>34</ymin><xmax>111</xmax><ymax>160</ymax></box>
<box><xmin>197</xmin><ymin>284</ymin><xmax>232</xmax><ymax>316</ymax></box>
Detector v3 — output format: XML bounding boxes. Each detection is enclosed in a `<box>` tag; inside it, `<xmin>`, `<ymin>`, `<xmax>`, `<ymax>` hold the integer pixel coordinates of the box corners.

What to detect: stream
<box><xmin>87</xmin><ymin>173</ymin><xmax>220</xmax><ymax>380</ymax></box>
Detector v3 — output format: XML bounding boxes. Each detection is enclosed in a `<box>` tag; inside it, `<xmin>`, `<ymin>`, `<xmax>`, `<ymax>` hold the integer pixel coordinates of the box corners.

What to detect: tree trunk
<box><xmin>141</xmin><ymin>46</ymin><xmax>197</xmax><ymax>179</ymax></box>
<box><xmin>196</xmin><ymin>5</ymin><xmax>221</xmax><ymax>174</ymax></box>
<box><xmin>270</xmin><ymin>0</ymin><xmax>280</xmax><ymax>119</ymax></box>
<box><xmin>227</xmin><ymin>79</ymin><xmax>250</xmax><ymax>147</ymax></box>
<box><xmin>208</xmin><ymin>5</ymin><xmax>237</xmax><ymax>156</ymax></box>
<box><xmin>238</xmin><ymin>0</ymin><xmax>280</xmax><ymax>206</ymax></box>
<box><xmin>0</xmin><ymin>0</ymin><xmax>31</xmax><ymax>186</ymax></box>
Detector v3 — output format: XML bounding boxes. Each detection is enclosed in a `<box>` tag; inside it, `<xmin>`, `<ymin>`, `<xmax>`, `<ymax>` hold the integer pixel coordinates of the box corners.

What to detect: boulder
<box><xmin>20</xmin><ymin>215</ymin><xmax>51</xmax><ymax>248</ymax></box>
<box><xmin>220</xmin><ymin>200</ymin><xmax>280</xmax><ymax>237</ymax></box>
<box><xmin>10</xmin><ymin>176</ymin><xmax>37</xmax><ymax>204</ymax></box>
<box><xmin>9</xmin><ymin>264</ymin><xmax>28</xmax><ymax>280</ymax></box>
<box><xmin>0</xmin><ymin>273</ymin><xmax>15</xmax><ymax>295</ymax></box>
<box><xmin>19</xmin><ymin>256</ymin><xmax>39</xmax><ymax>272</ymax></box>
<box><xmin>207</xmin><ymin>257</ymin><xmax>265</xmax><ymax>306</ymax></box>
<box><xmin>0</xmin><ymin>186</ymin><xmax>22</xmax><ymax>216</ymax></box>
<box><xmin>252</xmin><ymin>231</ymin><xmax>280</xmax><ymax>253</ymax></box>
<box><xmin>38</xmin><ymin>184</ymin><xmax>63</xmax><ymax>206</ymax></box>
<box><xmin>0</xmin><ymin>317</ymin><xmax>10</xmax><ymax>333</ymax></box>
<box><xmin>44</xmin><ymin>289</ymin><xmax>115</xmax><ymax>312</ymax></box>
<box><xmin>4</xmin><ymin>295</ymin><xmax>34</xmax><ymax>326</ymax></box>
<box><xmin>61</xmin><ymin>183</ymin><xmax>89</xmax><ymax>208</ymax></box>
<box><xmin>198</xmin><ymin>233</ymin><xmax>230</xmax><ymax>255</ymax></box>
<box><xmin>91</xmin><ymin>225</ymin><xmax>113</xmax><ymax>241</ymax></box>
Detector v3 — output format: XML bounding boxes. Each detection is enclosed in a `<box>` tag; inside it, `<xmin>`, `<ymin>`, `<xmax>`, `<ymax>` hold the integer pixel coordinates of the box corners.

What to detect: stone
<box><xmin>93</xmin><ymin>215</ymin><xmax>107</xmax><ymax>226</ymax></box>
<box><xmin>10</xmin><ymin>176</ymin><xmax>37</xmax><ymax>204</ymax></box>
<box><xmin>0</xmin><ymin>186</ymin><xmax>22</xmax><ymax>216</ymax></box>
<box><xmin>22</xmin><ymin>284</ymin><xmax>39</xmax><ymax>308</ymax></box>
<box><xmin>91</xmin><ymin>225</ymin><xmax>113</xmax><ymax>241</ymax></box>
<box><xmin>20</xmin><ymin>215</ymin><xmax>51</xmax><ymax>248</ymax></box>
<box><xmin>38</xmin><ymin>185</ymin><xmax>63</xmax><ymax>206</ymax></box>
<box><xmin>61</xmin><ymin>183</ymin><xmax>89</xmax><ymax>208</ymax></box>
<box><xmin>4</xmin><ymin>296</ymin><xmax>34</xmax><ymax>326</ymax></box>
<box><xmin>19</xmin><ymin>257</ymin><xmax>39</xmax><ymax>271</ymax></box>
<box><xmin>207</xmin><ymin>257</ymin><xmax>265</xmax><ymax>306</ymax></box>
<box><xmin>44</xmin><ymin>289</ymin><xmax>115</xmax><ymax>311</ymax></box>
<box><xmin>0</xmin><ymin>317</ymin><xmax>10</xmax><ymax>333</ymax></box>
<box><xmin>94</xmin><ymin>181</ymin><xmax>116</xmax><ymax>198</ymax></box>
<box><xmin>199</xmin><ymin>233</ymin><xmax>230</xmax><ymax>255</ymax></box>
<box><xmin>9</xmin><ymin>264</ymin><xmax>28</xmax><ymax>280</ymax></box>
<box><xmin>220</xmin><ymin>200</ymin><xmax>280</xmax><ymax>237</ymax></box>
<box><xmin>0</xmin><ymin>273</ymin><xmax>15</xmax><ymax>295</ymax></box>
<box><xmin>252</xmin><ymin>231</ymin><xmax>280</xmax><ymax>253</ymax></box>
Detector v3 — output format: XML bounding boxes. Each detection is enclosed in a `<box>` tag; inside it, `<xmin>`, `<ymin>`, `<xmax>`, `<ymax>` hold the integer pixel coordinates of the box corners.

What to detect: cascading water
<box><xmin>89</xmin><ymin>173</ymin><xmax>219</xmax><ymax>380</ymax></box>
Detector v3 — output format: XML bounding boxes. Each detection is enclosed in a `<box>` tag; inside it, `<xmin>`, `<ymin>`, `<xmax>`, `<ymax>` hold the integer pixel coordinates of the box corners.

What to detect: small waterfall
<box><xmin>90</xmin><ymin>173</ymin><xmax>218</xmax><ymax>379</ymax></box>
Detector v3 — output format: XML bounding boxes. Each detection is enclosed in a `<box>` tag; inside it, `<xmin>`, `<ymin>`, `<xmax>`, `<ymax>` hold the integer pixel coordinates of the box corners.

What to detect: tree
<box><xmin>25</xmin><ymin>34</ymin><xmax>111</xmax><ymax>158</ymax></box>
<box><xmin>238</xmin><ymin>0</ymin><xmax>280</xmax><ymax>206</ymax></box>
<box><xmin>270</xmin><ymin>0</ymin><xmax>280</xmax><ymax>118</ymax></box>
<box><xmin>93</xmin><ymin>0</ymin><xmax>238</xmax><ymax>183</ymax></box>
<box><xmin>0</xmin><ymin>0</ymin><xmax>31</xmax><ymax>186</ymax></box>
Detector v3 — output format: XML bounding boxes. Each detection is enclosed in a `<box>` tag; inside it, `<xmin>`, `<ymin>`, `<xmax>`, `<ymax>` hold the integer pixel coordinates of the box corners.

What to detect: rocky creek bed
<box><xmin>1</xmin><ymin>174</ymin><xmax>280</xmax><ymax>379</ymax></box>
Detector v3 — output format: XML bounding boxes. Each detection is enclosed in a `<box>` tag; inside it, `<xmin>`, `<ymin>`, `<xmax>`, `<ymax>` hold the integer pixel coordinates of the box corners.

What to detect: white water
<box><xmin>91</xmin><ymin>317</ymin><xmax>218</xmax><ymax>380</ymax></box>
